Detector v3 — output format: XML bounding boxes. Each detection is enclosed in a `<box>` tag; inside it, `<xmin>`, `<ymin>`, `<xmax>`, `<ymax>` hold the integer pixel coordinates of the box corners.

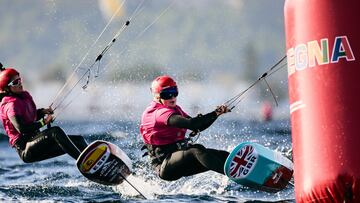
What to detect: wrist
<box><xmin>39</xmin><ymin>118</ymin><xmax>46</xmax><ymax>127</ymax></box>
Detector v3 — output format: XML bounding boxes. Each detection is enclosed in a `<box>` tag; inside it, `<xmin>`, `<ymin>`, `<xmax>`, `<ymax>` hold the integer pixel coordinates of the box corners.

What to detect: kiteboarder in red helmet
<box><xmin>0</xmin><ymin>63</ymin><xmax>88</xmax><ymax>163</ymax></box>
<box><xmin>140</xmin><ymin>75</ymin><xmax>231</xmax><ymax>180</ymax></box>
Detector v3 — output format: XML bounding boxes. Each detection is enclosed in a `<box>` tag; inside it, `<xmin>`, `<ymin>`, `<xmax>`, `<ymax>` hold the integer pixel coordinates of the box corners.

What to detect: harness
<box><xmin>141</xmin><ymin>139</ymin><xmax>190</xmax><ymax>166</ymax></box>
<box><xmin>13</xmin><ymin>131</ymin><xmax>39</xmax><ymax>150</ymax></box>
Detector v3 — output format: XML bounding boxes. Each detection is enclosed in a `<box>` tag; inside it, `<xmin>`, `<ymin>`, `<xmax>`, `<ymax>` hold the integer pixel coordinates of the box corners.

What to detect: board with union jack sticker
<box><xmin>224</xmin><ymin>142</ymin><xmax>293</xmax><ymax>192</ymax></box>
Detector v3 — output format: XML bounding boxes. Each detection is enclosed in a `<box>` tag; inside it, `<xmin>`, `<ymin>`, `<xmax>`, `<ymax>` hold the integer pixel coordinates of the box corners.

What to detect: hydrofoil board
<box><xmin>76</xmin><ymin>140</ymin><xmax>132</xmax><ymax>185</ymax></box>
<box><xmin>224</xmin><ymin>142</ymin><xmax>293</xmax><ymax>192</ymax></box>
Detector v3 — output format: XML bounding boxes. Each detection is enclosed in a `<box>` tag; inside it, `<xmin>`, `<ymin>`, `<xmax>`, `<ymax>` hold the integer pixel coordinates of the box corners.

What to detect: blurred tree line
<box><xmin>0</xmin><ymin>0</ymin><xmax>287</xmax><ymax>99</ymax></box>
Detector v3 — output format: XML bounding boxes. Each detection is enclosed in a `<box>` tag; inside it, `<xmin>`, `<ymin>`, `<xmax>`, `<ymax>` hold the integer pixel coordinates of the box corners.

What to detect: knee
<box><xmin>20</xmin><ymin>153</ymin><xmax>35</xmax><ymax>163</ymax></box>
<box><xmin>159</xmin><ymin>170</ymin><xmax>179</xmax><ymax>181</ymax></box>
<box><xmin>158</xmin><ymin>159</ymin><xmax>180</xmax><ymax>181</ymax></box>
<box><xmin>191</xmin><ymin>144</ymin><xmax>206</xmax><ymax>150</ymax></box>
<box><xmin>22</xmin><ymin>158</ymin><xmax>34</xmax><ymax>163</ymax></box>
<box><xmin>190</xmin><ymin>144</ymin><xmax>207</xmax><ymax>154</ymax></box>
<box><xmin>20</xmin><ymin>155</ymin><xmax>29</xmax><ymax>163</ymax></box>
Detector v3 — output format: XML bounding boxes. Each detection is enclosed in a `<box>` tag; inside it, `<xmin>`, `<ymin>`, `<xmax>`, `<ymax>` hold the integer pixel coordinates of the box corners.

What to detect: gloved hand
<box><xmin>44</xmin><ymin>114</ymin><xmax>54</xmax><ymax>124</ymax></box>
<box><xmin>42</xmin><ymin>107</ymin><xmax>54</xmax><ymax>115</ymax></box>
<box><xmin>215</xmin><ymin>105</ymin><xmax>231</xmax><ymax>116</ymax></box>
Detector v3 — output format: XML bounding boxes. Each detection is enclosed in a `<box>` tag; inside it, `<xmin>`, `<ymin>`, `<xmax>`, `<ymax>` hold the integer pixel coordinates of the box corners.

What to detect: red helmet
<box><xmin>0</xmin><ymin>68</ymin><xmax>20</xmax><ymax>91</ymax></box>
<box><xmin>151</xmin><ymin>75</ymin><xmax>177</xmax><ymax>93</ymax></box>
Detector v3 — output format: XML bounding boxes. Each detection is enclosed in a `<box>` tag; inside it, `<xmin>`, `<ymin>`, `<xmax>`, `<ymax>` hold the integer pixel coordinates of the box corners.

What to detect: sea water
<box><xmin>0</xmin><ymin>119</ymin><xmax>294</xmax><ymax>202</ymax></box>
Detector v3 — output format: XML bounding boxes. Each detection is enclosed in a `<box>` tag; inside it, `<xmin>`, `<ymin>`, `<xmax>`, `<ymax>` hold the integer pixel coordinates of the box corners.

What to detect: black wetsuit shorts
<box><xmin>14</xmin><ymin>126</ymin><xmax>88</xmax><ymax>163</ymax></box>
<box><xmin>158</xmin><ymin>143</ymin><xmax>229</xmax><ymax>181</ymax></box>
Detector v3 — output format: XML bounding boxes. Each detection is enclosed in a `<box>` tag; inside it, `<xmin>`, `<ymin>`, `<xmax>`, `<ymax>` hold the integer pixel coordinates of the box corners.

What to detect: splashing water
<box><xmin>0</xmin><ymin>119</ymin><xmax>294</xmax><ymax>202</ymax></box>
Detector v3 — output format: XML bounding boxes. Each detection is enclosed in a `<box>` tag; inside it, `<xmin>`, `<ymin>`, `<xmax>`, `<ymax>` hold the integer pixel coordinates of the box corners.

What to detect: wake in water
<box><xmin>115</xmin><ymin>166</ymin><xmax>294</xmax><ymax>202</ymax></box>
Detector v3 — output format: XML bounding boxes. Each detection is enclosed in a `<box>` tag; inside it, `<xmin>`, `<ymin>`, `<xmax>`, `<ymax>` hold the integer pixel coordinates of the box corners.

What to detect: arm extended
<box><xmin>168</xmin><ymin>111</ymin><xmax>218</xmax><ymax>132</ymax></box>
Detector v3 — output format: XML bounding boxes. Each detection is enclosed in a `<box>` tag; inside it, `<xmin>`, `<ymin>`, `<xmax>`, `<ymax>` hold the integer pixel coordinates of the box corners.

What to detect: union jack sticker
<box><xmin>229</xmin><ymin>145</ymin><xmax>258</xmax><ymax>179</ymax></box>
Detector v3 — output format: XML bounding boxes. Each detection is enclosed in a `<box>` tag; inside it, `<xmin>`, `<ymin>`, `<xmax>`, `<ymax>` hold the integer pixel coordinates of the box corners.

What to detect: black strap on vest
<box><xmin>13</xmin><ymin>131</ymin><xmax>38</xmax><ymax>150</ymax></box>
<box><xmin>141</xmin><ymin>139</ymin><xmax>190</xmax><ymax>166</ymax></box>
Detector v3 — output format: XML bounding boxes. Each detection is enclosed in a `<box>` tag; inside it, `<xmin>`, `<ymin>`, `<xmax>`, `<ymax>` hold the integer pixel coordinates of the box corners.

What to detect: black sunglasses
<box><xmin>160</xmin><ymin>86</ymin><xmax>178</xmax><ymax>100</ymax></box>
